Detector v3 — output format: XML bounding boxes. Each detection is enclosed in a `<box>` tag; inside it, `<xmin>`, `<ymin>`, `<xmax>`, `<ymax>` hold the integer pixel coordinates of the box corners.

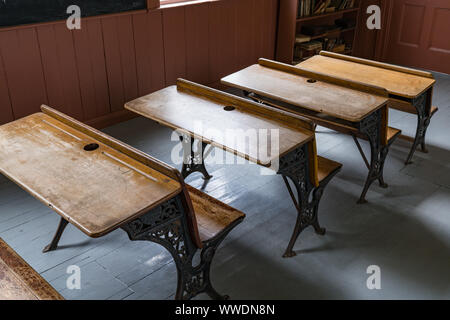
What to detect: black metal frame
<box><xmin>243</xmin><ymin>90</ymin><xmax>394</xmax><ymax>204</ymax></box>
<box><xmin>353</xmin><ymin>109</ymin><xmax>390</xmax><ymax>204</ymax></box>
<box><xmin>122</xmin><ymin>195</ymin><xmax>238</xmax><ymax>300</ymax></box>
<box><xmin>404</xmin><ymin>90</ymin><xmax>432</xmax><ymax>165</ymax></box>
<box><xmin>43</xmin><ymin>195</ymin><xmax>242</xmax><ymax>300</ymax></box>
<box><xmin>179</xmin><ymin>134</ymin><xmax>212</xmax><ymax>180</ymax></box>
<box><xmin>177</xmin><ymin>130</ymin><xmax>340</xmax><ymax>257</ymax></box>
<box><xmin>277</xmin><ymin>144</ymin><xmax>340</xmax><ymax>257</ymax></box>
<box><xmin>43</xmin><ymin>217</ymin><xmax>68</xmax><ymax>253</ymax></box>
<box><xmin>174</xmin><ymin>103</ymin><xmax>342</xmax><ymax>257</ymax></box>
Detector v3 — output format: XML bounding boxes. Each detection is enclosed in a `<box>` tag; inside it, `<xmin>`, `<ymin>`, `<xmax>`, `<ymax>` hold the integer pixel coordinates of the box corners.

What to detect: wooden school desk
<box><xmin>125</xmin><ymin>79</ymin><xmax>342</xmax><ymax>257</ymax></box>
<box><xmin>0</xmin><ymin>105</ymin><xmax>244</xmax><ymax>300</ymax></box>
<box><xmin>222</xmin><ymin>58</ymin><xmax>398</xmax><ymax>204</ymax></box>
<box><xmin>0</xmin><ymin>237</ymin><xmax>63</xmax><ymax>300</ymax></box>
<box><xmin>297</xmin><ymin>51</ymin><xmax>437</xmax><ymax>164</ymax></box>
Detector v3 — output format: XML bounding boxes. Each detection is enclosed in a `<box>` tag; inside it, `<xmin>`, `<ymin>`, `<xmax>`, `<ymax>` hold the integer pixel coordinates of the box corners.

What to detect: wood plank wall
<box><xmin>0</xmin><ymin>0</ymin><xmax>278</xmax><ymax>127</ymax></box>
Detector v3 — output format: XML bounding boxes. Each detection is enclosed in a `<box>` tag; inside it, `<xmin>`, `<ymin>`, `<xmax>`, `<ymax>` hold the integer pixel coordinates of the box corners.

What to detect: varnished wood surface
<box><xmin>221</xmin><ymin>61</ymin><xmax>389</xmax><ymax>123</ymax></box>
<box><xmin>317</xmin><ymin>156</ymin><xmax>342</xmax><ymax>183</ymax></box>
<box><xmin>298</xmin><ymin>53</ymin><xmax>436</xmax><ymax>99</ymax></box>
<box><xmin>40</xmin><ymin>105</ymin><xmax>202</xmax><ymax>249</ymax></box>
<box><xmin>125</xmin><ymin>79</ymin><xmax>315</xmax><ymax>168</ymax></box>
<box><xmin>0</xmin><ymin>112</ymin><xmax>181</xmax><ymax>238</ymax></box>
<box><xmin>187</xmin><ymin>185</ymin><xmax>245</xmax><ymax>242</ymax></box>
<box><xmin>0</xmin><ymin>238</ymin><xmax>63</xmax><ymax>300</ymax></box>
<box><xmin>387</xmin><ymin>127</ymin><xmax>402</xmax><ymax>142</ymax></box>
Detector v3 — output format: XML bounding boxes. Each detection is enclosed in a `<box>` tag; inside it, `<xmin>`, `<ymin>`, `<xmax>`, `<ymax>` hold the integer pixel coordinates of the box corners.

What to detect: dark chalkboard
<box><xmin>0</xmin><ymin>1</ymin><xmax>147</xmax><ymax>27</ymax></box>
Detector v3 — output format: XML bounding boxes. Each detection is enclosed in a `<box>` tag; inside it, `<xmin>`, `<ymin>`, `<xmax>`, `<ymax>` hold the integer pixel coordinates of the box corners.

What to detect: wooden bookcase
<box><xmin>276</xmin><ymin>0</ymin><xmax>361</xmax><ymax>64</ymax></box>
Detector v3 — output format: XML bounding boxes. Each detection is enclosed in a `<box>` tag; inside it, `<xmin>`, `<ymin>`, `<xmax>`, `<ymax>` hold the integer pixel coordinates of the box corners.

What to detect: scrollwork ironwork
<box><xmin>179</xmin><ymin>135</ymin><xmax>212</xmax><ymax>180</ymax></box>
<box><xmin>356</xmin><ymin>109</ymin><xmax>391</xmax><ymax>203</ymax></box>
<box><xmin>277</xmin><ymin>144</ymin><xmax>335</xmax><ymax>257</ymax></box>
<box><xmin>412</xmin><ymin>92</ymin><xmax>427</xmax><ymax>115</ymax></box>
<box><xmin>122</xmin><ymin>197</ymin><xmax>191</xmax><ymax>262</ymax></box>
<box><xmin>278</xmin><ymin>145</ymin><xmax>310</xmax><ymax>196</ymax></box>
<box><xmin>405</xmin><ymin>90</ymin><xmax>432</xmax><ymax>164</ymax></box>
<box><xmin>122</xmin><ymin>194</ymin><xmax>234</xmax><ymax>300</ymax></box>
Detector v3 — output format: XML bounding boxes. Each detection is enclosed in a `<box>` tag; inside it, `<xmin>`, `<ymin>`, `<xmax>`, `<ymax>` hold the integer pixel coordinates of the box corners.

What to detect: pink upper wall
<box><xmin>0</xmin><ymin>0</ymin><xmax>278</xmax><ymax>127</ymax></box>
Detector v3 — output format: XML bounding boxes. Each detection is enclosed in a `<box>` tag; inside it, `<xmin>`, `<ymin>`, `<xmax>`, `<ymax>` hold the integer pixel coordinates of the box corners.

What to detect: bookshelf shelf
<box><xmin>276</xmin><ymin>0</ymin><xmax>361</xmax><ymax>64</ymax></box>
<box><xmin>307</xmin><ymin>26</ymin><xmax>355</xmax><ymax>40</ymax></box>
<box><xmin>296</xmin><ymin>7</ymin><xmax>359</xmax><ymax>22</ymax></box>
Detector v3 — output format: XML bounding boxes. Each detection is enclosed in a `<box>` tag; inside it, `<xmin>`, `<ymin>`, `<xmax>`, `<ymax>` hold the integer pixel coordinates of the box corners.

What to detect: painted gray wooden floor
<box><xmin>1</xmin><ymin>72</ymin><xmax>449</xmax><ymax>300</ymax></box>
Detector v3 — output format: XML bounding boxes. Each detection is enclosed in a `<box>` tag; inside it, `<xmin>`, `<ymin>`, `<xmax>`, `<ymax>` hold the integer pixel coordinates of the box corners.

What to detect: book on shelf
<box><xmin>294</xmin><ymin>37</ymin><xmax>349</xmax><ymax>60</ymax></box>
<box><xmin>313</xmin><ymin>0</ymin><xmax>326</xmax><ymax>15</ymax></box>
<box><xmin>298</xmin><ymin>0</ymin><xmax>313</xmax><ymax>18</ymax></box>
<box><xmin>294</xmin><ymin>46</ymin><xmax>322</xmax><ymax>60</ymax></box>
<box><xmin>299</xmin><ymin>40</ymin><xmax>323</xmax><ymax>50</ymax></box>
<box><xmin>322</xmin><ymin>37</ymin><xmax>346</xmax><ymax>52</ymax></box>
<box><xmin>332</xmin><ymin>43</ymin><xmax>346</xmax><ymax>53</ymax></box>
<box><xmin>298</xmin><ymin>0</ymin><xmax>355</xmax><ymax>17</ymax></box>
<box><xmin>295</xmin><ymin>34</ymin><xmax>312</xmax><ymax>44</ymax></box>
<box><xmin>339</xmin><ymin>0</ymin><xmax>355</xmax><ymax>10</ymax></box>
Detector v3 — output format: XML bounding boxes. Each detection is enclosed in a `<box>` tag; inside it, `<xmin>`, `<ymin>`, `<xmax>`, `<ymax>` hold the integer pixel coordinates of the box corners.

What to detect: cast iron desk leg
<box><xmin>405</xmin><ymin>91</ymin><xmax>432</xmax><ymax>165</ymax></box>
<box><xmin>43</xmin><ymin>195</ymin><xmax>237</xmax><ymax>300</ymax></box>
<box><xmin>179</xmin><ymin>134</ymin><xmax>212</xmax><ymax>180</ymax></box>
<box><xmin>43</xmin><ymin>217</ymin><xmax>69</xmax><ymax>253</ymax></box>
<box><xmin>122</xmin><ymin>195</ymin><xmax>237</xmax><ymax>300</ymax></box>
<box><xmin>277</xmin><ymin>144</ymin><xmax>339</xmax><ymax>258</ymax></box>
<box><xmin>357</xmin><ymin>109</ymin><xmax>390</xmax><ymax>204</ymax></box>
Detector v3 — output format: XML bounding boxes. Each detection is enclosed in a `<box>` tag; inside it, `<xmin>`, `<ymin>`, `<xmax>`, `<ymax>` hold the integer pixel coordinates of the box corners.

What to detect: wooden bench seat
<box><xmin>0</xmin><ymin>238</ymin><xmax>63</xmax><ymax>300</ymax></box>
<box><xmin>387</xmin><ymin>127</ymin><xmax>402</xmax><ymax>143</ymax></box>
<box><xmin>317</xmin><ymin>156</ymin><xmax>343</xmax><ymax>183</ymax></box>
<box><xmin>187</xmin><ymin>185</ymin><xmax>245</xmax><ymax>242</ymax></box>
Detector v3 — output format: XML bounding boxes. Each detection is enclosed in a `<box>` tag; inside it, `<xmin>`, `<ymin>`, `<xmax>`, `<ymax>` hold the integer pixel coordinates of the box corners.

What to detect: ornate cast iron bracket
<box><xmin>277</xmin><ymin>145</ymin><xmax>336</xmax><ymax>258</ymax></box>
<box><xmin>356</xmin><ymin>109</ymin><xmax>390</xmax><ymax>204</ymax></box>
<box><xmin>179</xmin><ymin>134</ymin><xmax>212</xmax><ymax>180</ymax></box>
<box><xmin>405</xmin><ymin>91</ymin><xmax>431</xmax><ymax>165</ymax></box>
<box><xmin>121</xmin><ymin>195</ymin><xmax>229</xmax><ymax>300</ymax></box>
<box><xmin>358</xmin><ymin>110</ymin><xmax>389</xmax><ymax>204</ymax></box>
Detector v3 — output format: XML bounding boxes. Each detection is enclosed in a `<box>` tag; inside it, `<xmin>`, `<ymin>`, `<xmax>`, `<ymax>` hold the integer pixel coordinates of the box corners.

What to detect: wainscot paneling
<box><xmin>0</xmin><ymin>0</ymin><xmax>278</xmax><ymax>127</ymax></box>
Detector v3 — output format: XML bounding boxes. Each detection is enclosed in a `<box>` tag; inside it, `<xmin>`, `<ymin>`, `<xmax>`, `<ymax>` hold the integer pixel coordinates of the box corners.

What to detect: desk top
<box><xmin>0</xmin><ymin>238</ymin><xmax>63</xmax><ymax>300</ymax></box>
<box><xmin>221</xmin><ymin>59</ymin><xmax>389</xmax><ymax>123</ymax></box>
<box><xmin>125</xmin><ymin>79</ymin><xmax>315</xmax><ymax>167</ymax></box>
<box><xmin>0</xmin><ymin>109</ymin><xmax>181</xmax><ymax>238</ymax></box>
<box><xmin>297</xmin><ymin>52</ymin><xmax>435</xmax><ymax>99</ymax></box>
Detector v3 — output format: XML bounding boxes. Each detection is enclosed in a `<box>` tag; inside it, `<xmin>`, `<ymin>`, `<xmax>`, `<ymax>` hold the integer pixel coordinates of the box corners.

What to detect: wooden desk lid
<box><xmin>0</xmin><ymin>238</ymin><xmax>63</xmax><ymax>300</ymax></box>
<box><xmin>221</xmin><ymin>59</ymin><xmax>389</xmax><ymax>123</ymax></box>
<box><xmin>125</xmin><ymin>79</ymin><xmax>314</xmax><ymax>167</ymax></box>
<box><xmin>0</xmin><ymin>108</ymin><xmax>181</xmax><ymax>238</ymax></box>
<box><xmin>297</xmin><ymin>52</ymin><xmax>435</xmax><ymax>98</ymax></box>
